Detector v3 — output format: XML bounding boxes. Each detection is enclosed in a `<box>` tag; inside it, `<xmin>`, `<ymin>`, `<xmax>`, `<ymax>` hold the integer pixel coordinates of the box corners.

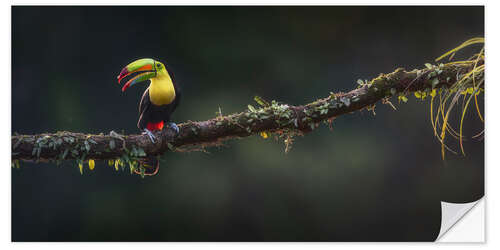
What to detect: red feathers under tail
<box><xmin>147</xmin><ymin>121</ymin><xmax>164</xmax><ymax>131</ymax></box>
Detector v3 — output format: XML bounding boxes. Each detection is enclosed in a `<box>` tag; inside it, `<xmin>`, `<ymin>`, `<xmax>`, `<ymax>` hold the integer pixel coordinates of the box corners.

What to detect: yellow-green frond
<box><xmin>431</xmin><ymin>37</ymin><xmax>484</xmax><ymax>159</ymax></box>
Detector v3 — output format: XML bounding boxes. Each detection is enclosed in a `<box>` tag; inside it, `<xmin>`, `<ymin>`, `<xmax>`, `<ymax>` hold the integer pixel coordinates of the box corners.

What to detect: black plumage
<box><xmin>137</xmin><ymin>67</ymin><xmax>181</xmax><ymax>130</ymax></box>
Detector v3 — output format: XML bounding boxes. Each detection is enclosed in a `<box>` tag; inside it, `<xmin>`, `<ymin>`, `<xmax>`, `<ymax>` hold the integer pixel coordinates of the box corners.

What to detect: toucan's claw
<box><xmin>168</xmin><ymin>122</ymin><xmax>179</xmax><ymax>134</ymax></box>
<box><xmin>143</xmin><ymin>129</ymin><xmax>156</xmax><ymax>143</ymax></box>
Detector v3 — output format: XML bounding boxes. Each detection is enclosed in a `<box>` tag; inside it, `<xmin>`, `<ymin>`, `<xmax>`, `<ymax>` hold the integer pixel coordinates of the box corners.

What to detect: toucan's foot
<box><xmin>168</xmin><ymin>122</ymin><xmax>180</xmax><ymax>134</ymax></box>
<box><xmin>143</xmin><ymin>129</ymin><xmax>156</xmax><ymax>143</ymax></box>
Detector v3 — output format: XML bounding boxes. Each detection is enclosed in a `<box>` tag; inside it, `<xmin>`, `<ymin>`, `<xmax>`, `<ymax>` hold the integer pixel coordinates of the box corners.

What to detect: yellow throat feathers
<box><xmin>149</xmin><ymin>73</ymin><xmax>176</xmax><ymax>106</ymax></box>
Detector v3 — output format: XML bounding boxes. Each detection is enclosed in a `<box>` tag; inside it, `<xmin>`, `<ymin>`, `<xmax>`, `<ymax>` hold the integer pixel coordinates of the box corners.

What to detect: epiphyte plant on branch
<box><xmin>431</xmin><ymin>37</ymin><xmax>484</xmax><ymax>159</ymax></box>
<box><xmin>10</xmin><ymin>38</ymin><xmax>484</xmax><ymax>177</ymax></box>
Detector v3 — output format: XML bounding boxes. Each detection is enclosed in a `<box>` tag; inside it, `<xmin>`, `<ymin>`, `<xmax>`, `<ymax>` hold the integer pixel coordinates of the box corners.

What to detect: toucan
<box><xmin>117</xmin><ymin>58</ymin><xmax>181</xmax><ymax>175</ymax></box>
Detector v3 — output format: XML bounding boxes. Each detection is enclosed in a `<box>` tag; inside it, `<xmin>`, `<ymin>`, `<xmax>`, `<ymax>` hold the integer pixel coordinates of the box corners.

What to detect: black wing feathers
<box><xmin>137</xmin><ymin>88</ymin><xmax>151</xmax><ymax>129</ymax></box>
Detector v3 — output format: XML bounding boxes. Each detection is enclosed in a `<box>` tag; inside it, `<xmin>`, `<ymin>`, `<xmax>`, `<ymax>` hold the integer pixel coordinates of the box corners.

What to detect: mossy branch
<box><xmin>11</xmin><ymin>60</ymin><xmax>483</xmax><ymax>164</ymax></box>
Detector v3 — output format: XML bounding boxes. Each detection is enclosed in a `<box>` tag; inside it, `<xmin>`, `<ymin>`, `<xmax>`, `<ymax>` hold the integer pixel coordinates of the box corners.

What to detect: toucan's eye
<box><xmin>156</xmin><ymin>63</ymin><xmax>161</xmax><ymax>68</ymax></box>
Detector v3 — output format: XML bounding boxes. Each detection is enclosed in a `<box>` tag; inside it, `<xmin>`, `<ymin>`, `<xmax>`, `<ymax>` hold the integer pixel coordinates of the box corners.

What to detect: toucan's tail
<box><xmin>135</xmin><ymin>157</ymin><xmax>160</xmax><ymax>176</ymax></box>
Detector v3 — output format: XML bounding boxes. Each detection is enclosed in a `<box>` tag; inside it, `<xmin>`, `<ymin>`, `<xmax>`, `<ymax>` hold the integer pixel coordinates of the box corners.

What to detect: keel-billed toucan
<box><xmin>117</xmin><ymin>58</ymin><xmax>181</xmax><ymax>175</ymax></box>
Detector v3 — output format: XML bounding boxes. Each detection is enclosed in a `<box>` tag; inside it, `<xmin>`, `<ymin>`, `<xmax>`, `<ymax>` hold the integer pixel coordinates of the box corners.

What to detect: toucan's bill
<box><xmin>117</xmin><ymin>58</ymin><xmax>158</xmax><ymax>92</ymax></box>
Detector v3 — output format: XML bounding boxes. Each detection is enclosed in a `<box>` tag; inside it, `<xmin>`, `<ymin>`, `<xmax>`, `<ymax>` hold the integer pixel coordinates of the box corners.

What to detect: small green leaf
<box><xmin>129</xmin><ymin>162</ymin><xmax>135</xmax><ymax>174</ymax></box>
<box><xmin>247</xmin><ymin>104</ymin><xmax>257</xmax><ymax>112</ymax></box>
<box><xmin>191</xmin><ymin>127</ymin><xmax>198</xmax><ymax>135</ymax></box>
<box><xmin>62</xmin><ymin>148</ymin><xmax>69</xmax><ymax>159</ymax></box>
<box><xmin>130</xmin><ymin>147</ymin><xmax>137</xmax><ymax>156</ymax></box>
<box><xmin>340</xmin><ymin>97</ymin><xmax>351</xmax><ymax>107</ymax></box>
<box><xmin>425</xmin><ymin>63</ymin><xmax>433</xmax><ymax>69</ymax></box>
<box><xmin>167</xmin><ymin>143</ymin><xmax>174</xmax><ymax>151</ymax></box>
<box><xmin>137</xmin><ymin>148</ymin><xmax>146</xmax><ymax>157</ymax></box>
<box><xmin>430</xmin><ymin>89</ymin><xmax>437</xmax><ymax>97</ymax></box>
<box><xmin>122</xmin><ymin>154</ymin><xmax>130</xmax><ymax>164</ymax></box>
<box><xmin>88</xmin><ymin>159</ymin><xmax>95</xmax><ymax>170</ymax></box>
<box><xmin>78</xmin><ymin>162</ymin><xmax>83</xmax><ymax>175</ymax></box>
<box><xmin>13</xmin><ymin>137</ymin><xmax>23</xmax><ymax>149</ymax></box>
<box><xmin>431</xmin><ymin>78</ymin><xmax>440</xmax><ymax>88</ymax></box>
<box><xmin>254</xmin><ymin>96</ymin><xmax>270</xmax><ymax>107</ymax></box>
<box><xmin>140</xmin><ymin>166</ymin><xmax>145</xmax><ymax>178</ymax></box>
<box><xmin>398</xmin><ymin>95</ymin><xmax>408</xmax><ymax>103</ymax></box>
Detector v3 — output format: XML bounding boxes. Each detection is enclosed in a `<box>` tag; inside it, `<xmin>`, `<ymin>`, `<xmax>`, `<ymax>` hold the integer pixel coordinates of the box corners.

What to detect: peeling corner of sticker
<box><xmin>436</xmin><ymin>197</ymin><xmax>484</xmax><ymax>242</ymax></box>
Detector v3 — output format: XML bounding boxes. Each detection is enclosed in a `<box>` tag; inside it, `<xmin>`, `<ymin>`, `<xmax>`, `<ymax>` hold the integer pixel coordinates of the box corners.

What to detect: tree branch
<box><xmin>11</xmin><ymin>61</ymin><xmax>482</xmax><ymax>163</ymax></box>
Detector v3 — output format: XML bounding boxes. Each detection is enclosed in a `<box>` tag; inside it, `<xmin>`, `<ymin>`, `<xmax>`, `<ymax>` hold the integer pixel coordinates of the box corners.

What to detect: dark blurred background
<box><xmin>12</xmin><ymin>6</ymin><xmax>484</xmax><ymax>241</ymax></box>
